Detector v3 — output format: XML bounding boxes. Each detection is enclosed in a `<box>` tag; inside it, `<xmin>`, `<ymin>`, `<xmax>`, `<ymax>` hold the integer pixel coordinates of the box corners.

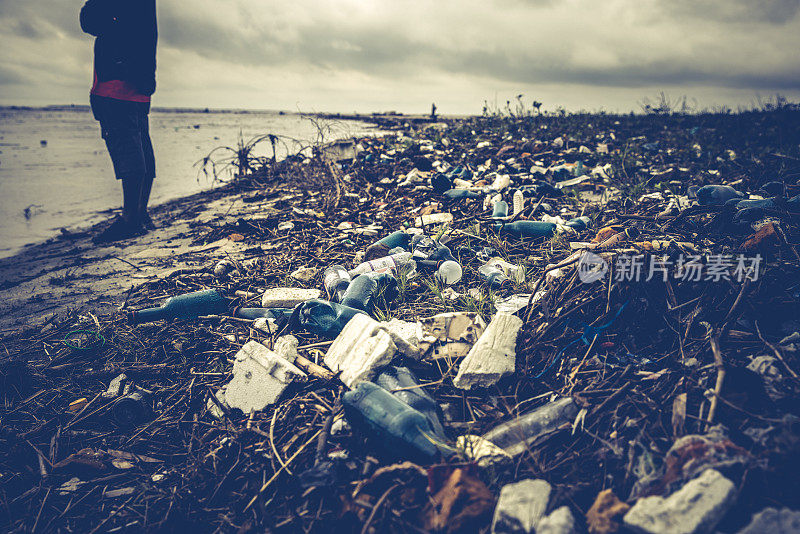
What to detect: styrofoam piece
<box><xmin>415</xmin><ymin>212</ymin><xmax>454</xmax><ymax>227</ymax></box>
<box><xmin>223</xmin><ymin>341</ymin><xmax>306</xmax><ymax>413</ymax></box>
<box><xmin>274</xmin><ymin>335</ymin><xmax>299</xmax><ymax>363</ymax></box>
<box><xmin>383</xmin><ymin>318</ymin><xmax>424</xmax><ymax>359</ymax></box>
<box><xmin>261</xmin><ymin>287</ymin><xmax>321</xmax><ymax>308</ymax></box>
<box><xmin>453</xmin><ymin>312</ymin><xmax>523</xmax><ymax>389</ymax></box>
<box><xmin>324</xmin><ymin>314</ymin><xmax>397</xmax><ymax>388</ymax></box>
<box><xmin>419</xmin><ymin>312</ymin><xmax>487</xmax><ymax>360</ymax></box>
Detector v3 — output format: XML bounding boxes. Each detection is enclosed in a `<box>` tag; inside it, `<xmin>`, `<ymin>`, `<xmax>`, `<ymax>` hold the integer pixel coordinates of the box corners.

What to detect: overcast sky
<box><xmin>1</xmin><ymin>0</ymin><xmax>799</xmax><ymax>114</ymax></box>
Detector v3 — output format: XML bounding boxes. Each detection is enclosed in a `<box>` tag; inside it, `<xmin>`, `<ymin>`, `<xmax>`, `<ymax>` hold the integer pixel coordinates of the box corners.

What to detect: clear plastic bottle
<box><xmin>478</xmin><ymin>263</ymin><xmax>512</xmax><ymax>289</ymax></box>
<box><xmin>482</xmin><ymin>397</ymin><xmax>578</xmax><ymax>456</ymax></box>
<box><xmin>492</xmin><ymin>200</ymin><xmax>509</xmax><ymax>219</ymax></box>
<box><xmin>349</xmin><ymin>251</ymin><xmax>414</xmax><ymax>278</ymax></box>
<box><xmin>234</xmin><ymin>308</ymin><xmax>294</xmax><ymax>321</ymax></box>
<box><xmin>323</xmin><ymin>264</ymin><xmax>351</xmax><ymax>302</ymax></box>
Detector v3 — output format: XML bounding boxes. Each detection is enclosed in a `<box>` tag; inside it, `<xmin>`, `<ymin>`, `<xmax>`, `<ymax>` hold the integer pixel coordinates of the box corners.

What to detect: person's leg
<box><xmin>91</xmin><ymin>96</ymin><xmax>148</xmax><ymax>243</ymax></box>
<box><xmin>138</xmin><ymin>111</ymin><xmax>156</xmax><ymax>229</ymax></box>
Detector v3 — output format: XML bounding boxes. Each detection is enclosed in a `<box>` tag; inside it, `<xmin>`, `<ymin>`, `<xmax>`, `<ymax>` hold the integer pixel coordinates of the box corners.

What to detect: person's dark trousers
<box><xmin>90</xmin><ymin>94</ymin><xmax>155</xmax><ymax>226</ymax></box>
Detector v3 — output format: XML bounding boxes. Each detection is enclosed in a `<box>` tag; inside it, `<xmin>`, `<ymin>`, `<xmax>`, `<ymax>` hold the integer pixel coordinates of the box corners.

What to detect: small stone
<box><xmin>491</xmin><ymin>479</ymin><xmax>551</xmax><ymax>534</ymax></box>
<box><xmin>277</xmin><ymin>221</ymin><xmax>294</xmax><ymax>231</ymax></box>
<box><xmin>290</xmin><ymin>266</ymin><xmax>318</xmax><ymax>283</ymax></box>
<box><xmin>623</xmin><ymin>469</ymin><xmax>736</xmax><ymax>534</ymax></box>
<box><xmin>586</xmin><ymin>489</ymin><xmax>629</xmax><ymax>534</ymax></box>
<box><xmin>738</xmin><ymin>507</ymin><xmax>800</xmax><ymax>534</ymax></box>
<box><xmin>456</xmin><ymin>434</ymin><xmax>513</xmax><ymax>468</ymax></box>
<box><xmin>538</xmin><ymin>506</ymin><xmax>577</xmax><ymax>534</ymax></box>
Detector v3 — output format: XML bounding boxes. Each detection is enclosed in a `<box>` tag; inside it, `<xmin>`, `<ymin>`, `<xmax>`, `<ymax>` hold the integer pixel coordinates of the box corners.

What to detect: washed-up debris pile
<box><xmin>3</xmin><ymin>106</ymin><xmax>800</xmax><ymax>533</ymax></box>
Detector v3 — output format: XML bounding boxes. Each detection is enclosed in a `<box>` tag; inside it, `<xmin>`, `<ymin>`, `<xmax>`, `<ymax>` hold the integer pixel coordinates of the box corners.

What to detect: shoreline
<box><xmin>0</xmin><ymin>111</ymin><xmax>398</xmax><ymax>335</ymax></box>
<box><xmin>0</xmin><ymin>181</ymin><xmax>251</xmax><ymax>333</ymax></box>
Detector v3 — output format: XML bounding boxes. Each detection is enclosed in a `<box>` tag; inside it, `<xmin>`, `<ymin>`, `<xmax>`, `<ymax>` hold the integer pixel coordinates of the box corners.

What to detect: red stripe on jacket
<box><xmin>91</xmin><ymin>70</ymin><xmax>151</xmax><ymax>103</ymax></box>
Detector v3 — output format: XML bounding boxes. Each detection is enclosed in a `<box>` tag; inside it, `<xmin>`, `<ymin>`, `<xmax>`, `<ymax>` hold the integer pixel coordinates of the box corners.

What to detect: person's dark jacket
<box><xmin>80</xmin><ymin>0</ymin><xmax>157</xmax><ymax>96</ymax></box>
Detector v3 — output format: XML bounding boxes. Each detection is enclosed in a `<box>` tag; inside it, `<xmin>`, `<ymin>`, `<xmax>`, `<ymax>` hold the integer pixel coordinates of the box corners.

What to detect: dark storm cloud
<box><xmin>667</xmin><ymin>0</ymin><xmax>800</xmax><ymax>25</ymax></box>
<box><xmin>0</xmin><ymin>0</ymin><xmax>798</xmax><ymax>109</ymax></box>
<box><xmin>154</xmin><ymin>6</ymin><xmax>800</xmax><ymax>91</ymax></box>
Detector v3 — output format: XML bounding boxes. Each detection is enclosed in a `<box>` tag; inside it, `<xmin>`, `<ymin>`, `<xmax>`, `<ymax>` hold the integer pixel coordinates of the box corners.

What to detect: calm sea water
<box><xmin>0</xmin><ymin>107</ymin><xmax>376</xmax><ymax>258</ymax></box>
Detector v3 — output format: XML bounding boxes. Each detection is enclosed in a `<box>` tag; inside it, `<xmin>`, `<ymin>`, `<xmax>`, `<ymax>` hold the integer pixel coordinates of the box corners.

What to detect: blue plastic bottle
<box><xmin>443</xmin><ymin>189</ymin><xmax>483</xmax><ymax>201</ymax></box>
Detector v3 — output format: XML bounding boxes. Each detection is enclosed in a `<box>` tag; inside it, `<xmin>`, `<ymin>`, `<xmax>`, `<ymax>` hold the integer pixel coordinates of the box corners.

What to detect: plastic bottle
<box><xmin>478</xmin><ymin>263</ymin><xmax>512</xmax><ymax>289</ymax></box>
<box><xmin>695</xmin><ymin>185</ymin><xmax>745</xmax><ymax>206</ymax></box>
<box><xmin>429</xmin><ymin>244</ymin><xmax>458</xmax><ymax>263</ymax></box>
<box><xmin>431</xmin><ymin>173</ymin><xmax>454</xmax><ymax>194</ymax></box>
<box><xmin>340</xmin><ymin>272</ymin><xmax>399</xmax><ymax>311</ymax></box>
<box><xmin>512</xmin><ymin>190</ymin><xmax>525</xmax><ymax>217</ymax></box>
<box><xmin>566</xmin><ymin>216</ymin><xmax>592</xmax><ymax>230</ymax></box>
<box><xmin>482</xmin><ymin>258</ymin><xmax>525</xmax><ymax>284</ymax></box>
<box><xmin>291</xmin><ymin>299</ymin><xmax>367</xmax><ymax>338</ymax></box>
<box><xmin>375</xmin><ymin>366</ymin><xmax>447</xmax><ymax>439</ymax></box>
<box><xmin>731</xmin><ymin>197</ymin><xmax>777</xmax><ymax>211</ymax></box>
<box><xmin>364</xmin><ymin>230</ymin><xmax>411</xmax><ymax>261</ymax></box>
<box><xmin>494</xmin><ymin>221</ymin><xmax>557</xmax><ymax>238</ymax></box>
<box><xmin>410</xmin><ymin>234</ymin><xmax>438</xmax><ymax>259</ymax></box>
<box><xmin>128</xmin><ymin>289</ymin><xmax>229</xmax><ymax>325</ymax></box>
<box><xmin>349</xmin><ymin>251</ymin><xmax>414</xmax><ymax>278</ymax></box>
<box><xmin>481</xmin><ymin>397</ymin><xmax>578</xmax><ymax>456</ymax></box>
<box><xmin>113</xmin><ymin>391</ymin><xmax>150</xmax><ymax>428</ymax></box>
<box><xmin>234</xmin><ymin>307</ymin><xmax>294</xmax><ymax>321</ymax></box>
<box><xmin>436</xmin><ymin>260</ymin><xmax>463</xmax><ymax>285</ymax></box>
<box><xmin>323</xmin><ymin>265</ymin><xmax>351</xmax><ymax>302</ymax></box>
<box><xmin>492</xmin><ymin>200</ymin><xmax>509</xmax><ymax>219</ymax></box>
<box><xmin>343</xmin><ymin>381</ymin><xmax>448</xmax><ymax>463</ymax></box>
<box><xmin>443</xmin><ymin>189</ymin><xmax>483</xmax><ymax>201</ymax></box>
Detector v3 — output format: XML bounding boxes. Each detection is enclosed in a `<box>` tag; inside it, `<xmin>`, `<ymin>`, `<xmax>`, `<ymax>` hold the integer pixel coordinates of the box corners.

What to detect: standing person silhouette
<box><xmin>80</xmin><ymin>0</ymin><xmax>158</xmax><ymax>243</ymax></box>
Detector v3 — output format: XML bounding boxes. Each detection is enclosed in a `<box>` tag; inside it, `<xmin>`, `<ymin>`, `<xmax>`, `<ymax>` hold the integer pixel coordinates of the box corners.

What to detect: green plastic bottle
<box><xmin>343</xmin><ymin>381</ymin><xmax>448</xmax><ymax>463</ymax></box>
<box><xmin>494</xmin><ymin>220</ymin><xmax>557</xmax><ymax>238</ymax></box>
<box><xmin>364</xmin><ymin>230</ymin><xmax>411</xmax><ymax>261</ymax></box>
<box><xmin>291</xmin><ymin>299</ymin><xmax>367</xmax><ymax>338</ymax></box>
<box><xmin>128</xmin><ymin>289</ymin><xmax>229</xmax><ymax>325</ymax></box>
